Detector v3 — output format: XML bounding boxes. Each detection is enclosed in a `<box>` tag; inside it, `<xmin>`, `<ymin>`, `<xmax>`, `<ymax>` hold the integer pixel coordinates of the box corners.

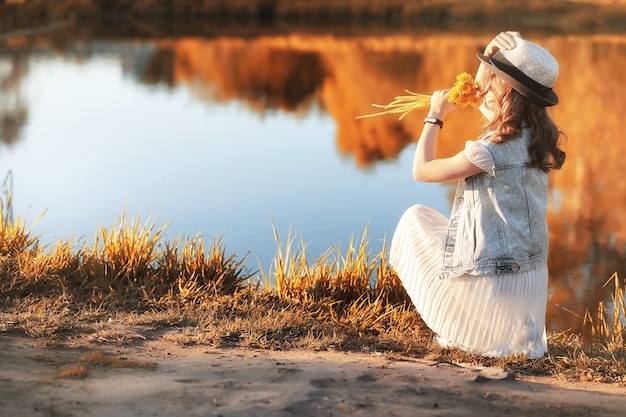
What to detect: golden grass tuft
<box><xmin>0</xmin><ymin>209</ymin><xmax>252</xmax><ymax>308</ymax></box>
<box><xmin>79</xmin><ymin>351</ymin><xmax>156</xmax><ymax>369</ymax></box>
<box><xmin>53</xmin><ymin>351</ymin><xmax>155</xmax><ymax>380</ymax></box>
<box><xmin>95</xmin><ymin>211</ymin><xmax>167</xmax><ymax>289</ymax></box>
<box><xmin>273</xmin><ymin>225</ymin><xmax>390</xmax><ymax>307</ymax></box>
<box><xmin>56</xmin><ymin>365</ymin><xmax>89</xmax><ymax>379</ymax></box>
<box><xmin>583</xmin><ymin>273</ymin><xmax>625</xmax><ymax>345</ymax></box>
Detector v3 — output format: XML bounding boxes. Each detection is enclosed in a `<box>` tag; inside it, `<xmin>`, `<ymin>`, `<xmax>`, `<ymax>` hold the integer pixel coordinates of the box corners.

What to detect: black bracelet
<box><xmin>424</xmin><ymin>117</ymin><xmax>444</xmax><ymax>129</ymax></box>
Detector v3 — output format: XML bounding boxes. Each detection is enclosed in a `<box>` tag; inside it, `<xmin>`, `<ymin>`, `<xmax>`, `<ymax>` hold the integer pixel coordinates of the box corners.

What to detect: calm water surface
<box><xmin>1</xmin><ymin>29</ymin><xmax>625</xmax><ymax>333</ymax></box>
<box><xmin>1</xmin><ymin>51</ymin><xmax>448</xmax><ymax>270</ymax></box>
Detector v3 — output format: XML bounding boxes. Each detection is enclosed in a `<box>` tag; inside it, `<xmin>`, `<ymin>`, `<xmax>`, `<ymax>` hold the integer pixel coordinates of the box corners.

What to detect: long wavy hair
<box><xmin>480</xmin><ymin>72</ymin><xmax>566</xmax><ymax>172</ymax></box>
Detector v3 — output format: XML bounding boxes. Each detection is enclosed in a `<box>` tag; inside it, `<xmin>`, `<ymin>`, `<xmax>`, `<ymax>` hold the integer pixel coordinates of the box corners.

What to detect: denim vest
<box><xmin>439</xmin><ymin>128</ymin><xmax>549</xmax><ymax>280</ymax></box>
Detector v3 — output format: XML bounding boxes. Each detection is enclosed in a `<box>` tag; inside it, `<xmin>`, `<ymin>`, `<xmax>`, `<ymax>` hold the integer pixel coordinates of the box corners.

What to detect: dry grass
<box><xmin>56</xmin><ymin>365</ymin><xmax>89</xmax><ymax>379</ymax></box>
<box><xmin>584</xmin><ymin>273</ymin><xmax>625</xmax><ymax>345</ymax></box>
<box><xmin>54</xmin><ymin>351</ymin><xmax>155</xmax><ymax>379</ymax></box>
<box><xmin>79</xmin><ymin>351</ymin><xmax>156</xmax><ymax>369</ymax></box>
<box><xmin>0</xmin><ymin>184</ymin><xmax>623</xmax><ymax>385</ymax></box>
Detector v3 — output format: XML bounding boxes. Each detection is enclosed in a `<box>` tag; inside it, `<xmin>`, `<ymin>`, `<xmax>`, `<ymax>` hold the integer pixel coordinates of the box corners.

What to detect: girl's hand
<box><xmin>428</xmin><ymin>89</ymin><xmax>457</xmax><ymax>120</ymax></box>
<box><xmin>483</xmin><ymin>31</ymin><xmax>522</xmax><ymax>57</ymax></box>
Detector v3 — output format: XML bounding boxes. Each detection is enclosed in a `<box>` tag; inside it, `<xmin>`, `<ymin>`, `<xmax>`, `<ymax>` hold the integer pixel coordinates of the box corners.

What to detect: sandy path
<box><xmin>1</xmin><ymin>334</ymin><xmax>624</xmax><ymax>417</ymax></box>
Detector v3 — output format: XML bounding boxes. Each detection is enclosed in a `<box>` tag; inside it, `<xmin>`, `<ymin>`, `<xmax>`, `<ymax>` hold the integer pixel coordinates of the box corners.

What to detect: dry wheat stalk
<box><xmin>356</xmin><ymin>72</ymin><xmax>483</xmax><ymax>120</ymax></box>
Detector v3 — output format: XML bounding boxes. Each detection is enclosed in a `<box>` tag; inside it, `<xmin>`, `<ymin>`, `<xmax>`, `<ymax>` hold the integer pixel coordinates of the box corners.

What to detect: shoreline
<box><xmin>3</xmin><ymin>1</ymin><xmax>626</xmax><ymax>37</ymax></box>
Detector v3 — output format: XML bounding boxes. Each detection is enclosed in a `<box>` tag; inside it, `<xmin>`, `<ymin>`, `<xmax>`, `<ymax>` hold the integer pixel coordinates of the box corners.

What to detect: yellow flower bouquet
<box><xmin>356</xmin><ymin>72</ymin><xmax>483</xmax><ymax>120</ymax></box>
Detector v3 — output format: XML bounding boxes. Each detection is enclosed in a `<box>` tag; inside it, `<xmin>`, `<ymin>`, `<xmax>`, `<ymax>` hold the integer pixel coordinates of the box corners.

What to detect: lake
<box><xmin>1</xmin><ymin>26</ymin><xmax>625</xmax><ymax>333</ymax></box>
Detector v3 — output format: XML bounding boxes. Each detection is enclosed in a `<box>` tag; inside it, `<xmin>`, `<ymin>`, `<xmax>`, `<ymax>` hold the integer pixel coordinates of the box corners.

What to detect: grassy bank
<box><xmin>0</xmin><ymin>201</ymin><xmax>624</xmax><ymax>384</ymax></box>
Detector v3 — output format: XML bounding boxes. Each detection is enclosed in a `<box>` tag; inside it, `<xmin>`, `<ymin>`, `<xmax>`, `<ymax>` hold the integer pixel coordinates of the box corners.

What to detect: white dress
<box><xmin>389</xmin><ymin>141</ymin><xmax>548</xmax><ymax>358</ymax></box>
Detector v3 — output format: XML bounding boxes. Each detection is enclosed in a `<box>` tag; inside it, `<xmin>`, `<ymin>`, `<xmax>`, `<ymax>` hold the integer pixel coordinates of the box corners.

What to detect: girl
<box><xmin>389</xmin><ymin>31</ymin><xmax>566</xmax><ymax>358</ymax></box>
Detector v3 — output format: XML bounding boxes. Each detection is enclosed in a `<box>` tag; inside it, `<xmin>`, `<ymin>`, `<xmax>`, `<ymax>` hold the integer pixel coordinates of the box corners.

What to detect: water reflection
<box><xmin>1</xmin><ymin>29</ymin><xmax>625</xmax><ymax>334</ymax></box>
<box><xmin>0</xmin><ymin>52</ymin><xmax>28</xmax><ymax>144</ymax></box>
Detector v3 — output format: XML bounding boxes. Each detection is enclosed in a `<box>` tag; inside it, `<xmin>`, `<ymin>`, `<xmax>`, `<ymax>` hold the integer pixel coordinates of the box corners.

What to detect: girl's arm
<box><xmin>412</xmin><ymin>90</ymin><xmax>486</xmax><ymax>183</ymax></box>
<box><xmin>414</xmin><ymin>32</ymin><xmax>523</xmax><ymax>183</ymax></box>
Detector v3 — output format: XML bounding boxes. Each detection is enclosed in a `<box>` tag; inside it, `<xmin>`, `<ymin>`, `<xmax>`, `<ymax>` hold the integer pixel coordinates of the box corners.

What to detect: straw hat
<box><xmin>477</xmin><ymin>37</ymin><xmax>559</xmax><ymax>106</ymax></box>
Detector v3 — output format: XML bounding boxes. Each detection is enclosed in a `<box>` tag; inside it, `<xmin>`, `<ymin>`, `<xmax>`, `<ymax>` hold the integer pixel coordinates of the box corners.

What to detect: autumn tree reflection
<box><xmin>140</xmin><ymin>39</ymin><xmax>327</xmax><ymax>115</ymax></box>
<box><xmin>0</xmin><ymin>52</ymin><xmax>28</xmax><ymax>145</ymax></box>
